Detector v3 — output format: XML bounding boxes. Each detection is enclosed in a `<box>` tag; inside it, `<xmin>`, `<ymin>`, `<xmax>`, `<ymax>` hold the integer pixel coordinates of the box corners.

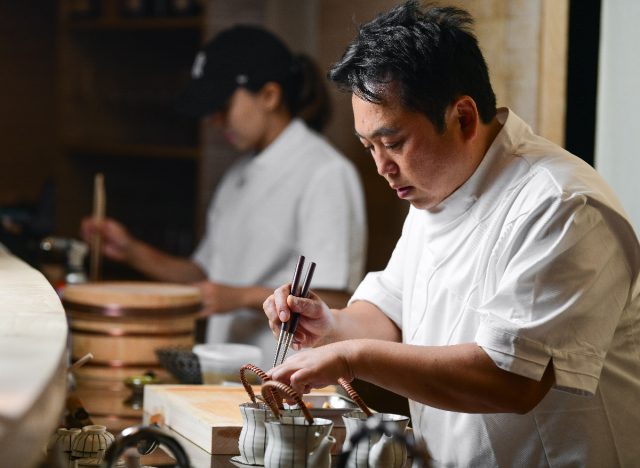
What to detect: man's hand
<box><xmin>268</xmin><ymin>341</ymin><xmax>357</xmax><ymax>395</ymax></box>
<box><xmin>263</xmin><ymin>284</ymin><xmax>336</xmax><ymax>350</ymax></box>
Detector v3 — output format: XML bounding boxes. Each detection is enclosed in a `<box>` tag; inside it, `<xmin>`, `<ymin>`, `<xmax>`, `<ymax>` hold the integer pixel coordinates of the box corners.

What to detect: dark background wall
<box><xmin>565</xmin><ymin>0</ymin><xmax>601</xmax><ymax>167</ymax></box>
<box><xmin>0</xmin><ymin>1</ymin><xmax>57</xmax><ymax>262</ymax></box>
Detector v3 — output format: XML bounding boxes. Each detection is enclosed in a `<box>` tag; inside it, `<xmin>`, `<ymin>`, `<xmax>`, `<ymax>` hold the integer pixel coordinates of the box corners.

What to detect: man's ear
<box><xmin>454</xmin><ymin>96</ymin><xmax>479</xmax><ymax>141</ymax></box>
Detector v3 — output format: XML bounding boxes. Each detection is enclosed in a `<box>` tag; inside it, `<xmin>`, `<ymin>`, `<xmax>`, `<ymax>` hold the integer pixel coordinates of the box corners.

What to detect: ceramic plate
<box><xmin>230</xmin><ymin>455</ymin><xmax>263</xmax><ymax>466</ymax></box>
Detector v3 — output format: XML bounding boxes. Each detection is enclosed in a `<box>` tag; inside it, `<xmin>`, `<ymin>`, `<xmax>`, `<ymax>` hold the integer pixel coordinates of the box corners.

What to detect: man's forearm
<box><xmin>324</xmin><ymin>300</ymin><xmax>402</xmax><ymax>344</ymax></box>
<box><xmin>313</xmin><ymin>289</ymin><xmax>351</xmax><ymax>310</ymax></box>
<box><xmin>347</xmin><ymin>340</ymin><xmax>555</xmax><ymax>414</ymax></box>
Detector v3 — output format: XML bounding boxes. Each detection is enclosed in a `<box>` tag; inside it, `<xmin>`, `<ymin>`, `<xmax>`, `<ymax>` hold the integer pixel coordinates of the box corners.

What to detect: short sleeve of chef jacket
<box><xmin>351</xmin><ymin>195</ymin><xmax>636</xmax><ymax>396</ymax></box>
<box><xmin>473</xmin><ymin>195</ymin><xmax>636</xmax><ymax>396</ymax></box>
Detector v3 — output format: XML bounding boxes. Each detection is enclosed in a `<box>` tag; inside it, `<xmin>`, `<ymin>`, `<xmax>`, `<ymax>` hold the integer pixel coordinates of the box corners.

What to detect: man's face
<box><xmin>353</xmin><ymin>91</ymin><xmax>471</xmax><ymax>210</ymax></box>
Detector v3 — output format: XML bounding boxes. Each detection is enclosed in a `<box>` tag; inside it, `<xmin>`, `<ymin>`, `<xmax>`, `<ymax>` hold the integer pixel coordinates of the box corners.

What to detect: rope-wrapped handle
<box><xmin>338</xmin><ymin>378</ymin><xmax>373</xmax><ymax>417</ymax></box>
<box><xmin>260</xmin><ymin>380</ymin><xmax>314</xmax><ymax>425</ymax></box>
<box><xmin>239</xmin><ymin>363</ymin><xmax>271</xmax><ymax>404</ymax></box>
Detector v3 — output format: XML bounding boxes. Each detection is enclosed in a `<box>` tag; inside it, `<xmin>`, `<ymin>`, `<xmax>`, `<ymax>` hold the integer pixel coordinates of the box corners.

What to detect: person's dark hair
<box><xmin>244</xmin><ymin>53</ymin><xmax>332</xmax><ymax>133</ymax></box>
<box><xmin>328</xmin><ymin>0</ymin><xmax>497</xmax><ymax>132</ymax></box>
<box><xmin>290</xmin><ymin>54</ymin><xmax>332</xmax><ymax>133</ymax></box>
<box><xmin>177</xmin><ymin>25</ymin><xmax>331</xmax><ymax>132</ymax></box>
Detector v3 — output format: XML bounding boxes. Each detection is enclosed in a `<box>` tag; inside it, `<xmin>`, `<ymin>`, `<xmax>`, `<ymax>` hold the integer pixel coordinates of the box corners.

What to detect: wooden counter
<box><xmin>0</xmin><ymin>246</ymin><xmax>68</xmax><ymax>467</ymax></box>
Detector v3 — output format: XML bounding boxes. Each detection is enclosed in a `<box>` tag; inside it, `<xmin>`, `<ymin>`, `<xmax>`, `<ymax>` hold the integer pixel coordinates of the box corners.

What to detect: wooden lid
<box><xmin>62</xmin><ymin>281</ymin><xmax>202</xmax><ymax>308</ymax></box>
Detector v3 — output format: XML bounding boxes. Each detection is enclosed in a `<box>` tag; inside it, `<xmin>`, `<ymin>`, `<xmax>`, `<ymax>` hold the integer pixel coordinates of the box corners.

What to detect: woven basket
<box><xmin>155</xmin><ymin>346</ymin><xmax>202</xmax><ymax>384</ymax></box>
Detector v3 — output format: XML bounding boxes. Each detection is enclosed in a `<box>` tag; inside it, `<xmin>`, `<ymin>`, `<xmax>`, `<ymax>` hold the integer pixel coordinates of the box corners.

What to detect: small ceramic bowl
<box><xmin>48</xmin><ymin>427</ymin><xmax>81</xmax><ymax>454</ymax></box>
<box><xmin>71</xmin><ymin>425</ymin><xmax>115</xmax><ymax>459</ymax></box>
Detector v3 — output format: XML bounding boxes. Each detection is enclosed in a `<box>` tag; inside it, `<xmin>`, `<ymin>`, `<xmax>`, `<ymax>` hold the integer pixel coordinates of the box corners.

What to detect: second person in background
<box><xmin>81</xmin><ymin>25</ymin><xmax>367</xmax><ymax>368</ymax></box>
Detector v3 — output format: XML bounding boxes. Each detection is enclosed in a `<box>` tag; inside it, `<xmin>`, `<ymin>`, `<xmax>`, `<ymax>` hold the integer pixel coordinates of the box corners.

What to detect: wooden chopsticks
<box><xmin>272</xmin><ymin>255</ymin><xmax>316</xmax><ymax>367</ymax></box>
<box><xmin>89</xmin><ymin>172</ymin><xmax>105</xmax><ymax>282</ymax></box>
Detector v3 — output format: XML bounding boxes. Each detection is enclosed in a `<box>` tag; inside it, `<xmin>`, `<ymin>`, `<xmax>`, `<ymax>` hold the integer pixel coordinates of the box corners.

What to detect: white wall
<box><xmin>595</xmin><ymin>0</ymin><xmax>640</xmax><ymax>235</ymax></box>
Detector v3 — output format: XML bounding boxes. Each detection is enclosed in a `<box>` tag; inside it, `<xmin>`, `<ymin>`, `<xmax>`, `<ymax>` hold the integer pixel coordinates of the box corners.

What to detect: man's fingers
<box><xmin>289</xmin><ymin>368</ymin><xmax>316</xmax><ymax>395</ymax></box>
<box><xmin>273</xmin><ymin>284</ymin><xmax>293</xmax><ymax>322</ymax></box>
<box><xmin>286</xmin><ymin>295</ymin><xmax>316</xmax><ymax>317</ymax></box>
<box><xmin>263</xmin><ymin>295</ymin><xmax>283</xmax><ymax>337</ymax></box>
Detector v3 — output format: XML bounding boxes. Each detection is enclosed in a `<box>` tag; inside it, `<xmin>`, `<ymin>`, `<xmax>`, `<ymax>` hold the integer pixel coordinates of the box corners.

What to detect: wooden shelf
<box><xmin>64</xmin><ymin>141</ymin><xmax>200</xmax><ymax>160</ymax></box>
<box><xmin>55</xmin><ymin>0</ymin><xmax>204</xmax><ymax>246</ymax></box>
<box><xmin>64</xmin><ymin>16</ymin><xmax>203</xmax><ymax>31</ymax></box>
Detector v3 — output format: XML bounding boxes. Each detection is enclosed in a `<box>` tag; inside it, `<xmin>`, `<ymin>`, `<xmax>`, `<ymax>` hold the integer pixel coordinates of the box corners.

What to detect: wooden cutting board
<box><xmin>143</xmin><ymin>384</ymin><xmax>344</xmax><ymax>455</ymax></box>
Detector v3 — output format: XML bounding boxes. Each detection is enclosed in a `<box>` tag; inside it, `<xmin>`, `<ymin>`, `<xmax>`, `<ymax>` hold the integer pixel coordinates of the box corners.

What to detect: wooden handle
<box><xmin>68</xmin><ymin>352</ymin><xmax>93</xmax><ymax>372</ymax></box>
<box><xmin>338</xmin><ymin>378</ymin><xmax>373</xmax><ymax>417</ymax></box>
<box><xmin>260</xmin><ymin>380</ymin><xmax>314</xmax><ymax>424</ymax></box>
<box><xmin>90</xmin><ymin>172</ymin><xmax>105</xmax><ymax>282</ymax></box>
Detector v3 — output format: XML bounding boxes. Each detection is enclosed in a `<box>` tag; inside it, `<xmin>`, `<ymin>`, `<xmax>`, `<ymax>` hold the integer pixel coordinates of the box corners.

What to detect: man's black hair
<box><xmin>329</xmin><ymin>0</ymin><xmax>497</xmax><ymax>132</ymax></box>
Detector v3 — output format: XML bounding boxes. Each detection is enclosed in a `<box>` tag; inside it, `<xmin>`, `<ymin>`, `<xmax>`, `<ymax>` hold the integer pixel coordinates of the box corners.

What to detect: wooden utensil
<box><xmin>90</xmin><ymin>172</ymin><xmax>105</xmax><ymax>281</ymax></box>
<box><xmin>273</xmin><ymin>256</ymin><xmax>316</xmax><ymax>366</ymax></box>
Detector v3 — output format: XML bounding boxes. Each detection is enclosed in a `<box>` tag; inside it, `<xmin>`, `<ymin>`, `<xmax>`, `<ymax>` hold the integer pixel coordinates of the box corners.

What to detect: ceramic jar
<box><xmin>48</xmin><ymin>427</ymin><xmax>81</xmax><ymax>454</ymax></box>
<box><xmin>71</xmin><ymin>425</ymin><xmax>115</xmax><ymax>463</ymax></box>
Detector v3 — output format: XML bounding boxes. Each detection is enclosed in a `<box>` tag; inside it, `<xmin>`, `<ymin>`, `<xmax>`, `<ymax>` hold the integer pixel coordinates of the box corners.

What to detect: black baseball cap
<box><xmin>176</xmin><ymin>25</ymin><xmax>295</xmax><ymax>118</ymax></box>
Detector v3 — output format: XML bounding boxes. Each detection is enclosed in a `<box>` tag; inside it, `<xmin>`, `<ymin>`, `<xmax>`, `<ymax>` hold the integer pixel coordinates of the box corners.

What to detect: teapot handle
<box><xmin>239</xmin><ymin>363</ymin><xmax>280</xmax><ymax>406</ymax></box>
<box><xmin>260</xmin><ymin>380</ymin><xmax>314</xmax><ymax>424</ymax></box>
<box><xmin>338</xmin><ymin>378</ymin><xmax>373</xmax><ymax>417</ymax></box>
<box><xmin>102</xmin><ymin>425</ymin><xmax>190</xmax><ymax>468</ymax></box>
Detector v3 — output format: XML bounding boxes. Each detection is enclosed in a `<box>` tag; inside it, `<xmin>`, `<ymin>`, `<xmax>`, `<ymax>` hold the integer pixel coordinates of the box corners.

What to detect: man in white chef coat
<box><xmin>264</xmin><ymin>1</ymin><xmax>640</xmax><ymax>465</ymax></box>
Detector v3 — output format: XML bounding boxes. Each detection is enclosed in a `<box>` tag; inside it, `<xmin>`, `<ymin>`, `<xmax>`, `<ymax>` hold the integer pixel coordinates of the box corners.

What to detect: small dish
<box><xmin>230</xmin><ymin>455</ymin><xmax>260</xmax><ymax>466</ymax></box>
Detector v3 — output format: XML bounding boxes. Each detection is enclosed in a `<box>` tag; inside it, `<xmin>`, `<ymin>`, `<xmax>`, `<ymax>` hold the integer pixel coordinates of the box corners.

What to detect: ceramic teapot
<box><xmin>261</xmin><ymin>380</ymin><xmax>335</xmax><ymax>468</ymax></box>
<box><xmin>237</xmin><ymin>363</ymin><xmax>303</xmax><ymax>466</ymax></box>
<box><xmin>342</xmin><ymin>411</ymin><xmax>410</xmax><ymax>468</ymax></box>
<box><xmin>337</xmin><ymin>378</ymin><xmax>410</xmax><ymax>468</ymax></box>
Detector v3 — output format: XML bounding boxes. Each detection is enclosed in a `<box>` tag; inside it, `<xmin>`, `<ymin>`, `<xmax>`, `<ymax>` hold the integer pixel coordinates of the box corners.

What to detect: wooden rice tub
<box><xmin>63</xmin><ymin>281</ymin><xmax>202</xmax><ymax>390</ymax></box>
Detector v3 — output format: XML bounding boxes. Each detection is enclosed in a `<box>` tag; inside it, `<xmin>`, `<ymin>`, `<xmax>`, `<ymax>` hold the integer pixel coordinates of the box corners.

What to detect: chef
<box><xmin>82</xmin><ymin>25</ymin><xmax>367</xmax><ymax>368</ymax></box>
<box><xmin>264</xmin><ymin>1</ymin><xmax>640</xmax><ymax>465</ymax></box>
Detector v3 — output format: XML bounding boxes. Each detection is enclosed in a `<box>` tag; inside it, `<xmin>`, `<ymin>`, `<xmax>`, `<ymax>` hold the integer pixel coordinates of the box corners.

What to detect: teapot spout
<box><xmin>368</xmin><ymin>433</ymin><xmax>408</xmax><ymax>468</ymax></box>
<box><xmin>308</xmin><ymin>435</ymin><xmax>335</xmax><ymax>468</ymax></box>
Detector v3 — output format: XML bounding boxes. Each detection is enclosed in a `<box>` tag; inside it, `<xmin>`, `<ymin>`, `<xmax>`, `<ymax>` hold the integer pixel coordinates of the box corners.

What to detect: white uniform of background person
<box><xmin>350</xmin><ymin>108</ymin><xmax>640</xmax><ymax>466</ymax></box>
<box><xmin>194</xmin><ymin>118</ymin><xmax>367</xmax><ymax>368</ymax></box>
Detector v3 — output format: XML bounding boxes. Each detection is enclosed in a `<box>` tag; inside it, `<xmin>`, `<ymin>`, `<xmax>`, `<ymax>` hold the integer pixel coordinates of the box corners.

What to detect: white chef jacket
<box><xmin>350</xmin><ymin>109</ymin><xmax>640</xmax><ymax>466</ymax></box>
<box><xmin>193</xmin><ymin>118</ymin><xmax>367</xmax><ymax>368</ymax></box>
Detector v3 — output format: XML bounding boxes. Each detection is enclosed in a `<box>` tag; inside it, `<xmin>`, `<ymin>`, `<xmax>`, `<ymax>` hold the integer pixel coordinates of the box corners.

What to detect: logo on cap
<box><xmin>191</xmin><ymin>52</ymin><xmax>206</xmax><ymax>79</ymax></box>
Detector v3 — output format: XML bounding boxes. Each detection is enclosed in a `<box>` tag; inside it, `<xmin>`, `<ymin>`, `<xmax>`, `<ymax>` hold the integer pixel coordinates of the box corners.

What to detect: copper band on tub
<box><xmin>69</xmin><ymin>327</ymin><xmax>194</xmax><ymax>338</ymax></box>
<box><xmin>63</xmin><ymin>300</ymin><xmax>202</xmax><ymax>318</ymax></box>
<box><xmin>78</xmin><ymin>359</ymin><xmax>163</xmax><ymax>368</ymax></box>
